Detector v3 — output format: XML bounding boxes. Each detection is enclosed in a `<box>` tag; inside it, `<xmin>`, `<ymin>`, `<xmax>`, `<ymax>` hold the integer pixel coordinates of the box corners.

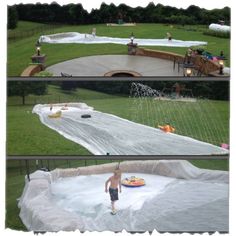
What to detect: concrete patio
<box><xmin>46</xmin><ymin>55</ymin><xmax>183</xmax><ymax>76</ymax></box>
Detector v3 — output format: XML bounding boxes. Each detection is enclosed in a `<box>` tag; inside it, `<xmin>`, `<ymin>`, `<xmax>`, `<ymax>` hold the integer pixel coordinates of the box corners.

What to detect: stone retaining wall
<box><xmin>21</xmin><ymin>64</ymin><xmax>43</xmax><ymax>76</ymax></box>
<box><xmin>135</xmin><ymin>47</ymin><xmax>221</xmax><ymax>75</ymax></box>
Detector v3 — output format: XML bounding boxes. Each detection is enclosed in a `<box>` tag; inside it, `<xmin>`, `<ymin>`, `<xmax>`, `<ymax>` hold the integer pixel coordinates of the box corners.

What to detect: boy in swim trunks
<box><xmin>105</xmin><ymin>168</ymin><xmax>122</xmax><ymax>215</ymax></box>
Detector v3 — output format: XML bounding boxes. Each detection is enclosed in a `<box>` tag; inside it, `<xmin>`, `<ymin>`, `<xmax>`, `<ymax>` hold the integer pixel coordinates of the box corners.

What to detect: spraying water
<box><xmin>130</xmin><ymin>83</ymin><xmax>229</xmax><ymax>146</ymax></box>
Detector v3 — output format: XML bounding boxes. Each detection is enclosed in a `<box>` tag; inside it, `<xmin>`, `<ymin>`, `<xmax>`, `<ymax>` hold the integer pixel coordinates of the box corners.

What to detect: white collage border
<box><xmin>0</xmin><ymin>0</ymin><xmax>235</xmax><ymax>235</ymax></box>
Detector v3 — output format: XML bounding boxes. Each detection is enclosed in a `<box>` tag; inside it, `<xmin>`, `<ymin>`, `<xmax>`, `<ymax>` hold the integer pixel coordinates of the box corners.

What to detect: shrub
<box><xmin>34</xmin><ymin>71</ymin><xmax>53</xmax><ymax>77</ymax></box>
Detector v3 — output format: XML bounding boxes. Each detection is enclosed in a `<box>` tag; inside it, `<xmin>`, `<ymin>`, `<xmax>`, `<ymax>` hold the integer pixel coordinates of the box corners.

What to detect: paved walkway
<box><xmin>46</xmin><ymin>55</ymin><xmax>183</xmax><ymax>76</ymax></box>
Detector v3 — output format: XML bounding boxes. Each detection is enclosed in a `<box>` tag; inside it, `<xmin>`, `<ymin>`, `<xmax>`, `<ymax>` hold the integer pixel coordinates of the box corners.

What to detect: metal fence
<box><xmin>7</xmin><ymin>158</ymin><xmax>122</xmax><ymax>180</ymax></box>
<box><xmin>8</xmin><ymin>24</ymin><xmax>62</xmax><ymax>41</ymax></box>
<box><xmin>8</xmin><ymin>95</ymin><xmax>81</xmax><ymax>106</ymax></box>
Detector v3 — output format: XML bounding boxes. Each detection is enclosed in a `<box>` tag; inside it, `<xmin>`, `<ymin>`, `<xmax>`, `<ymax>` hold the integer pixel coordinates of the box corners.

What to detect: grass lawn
<box><xmin>8</xmin><ymin>21</ymin><xmax>47</xmax><ymax>35</ymax></box>
<box><xmin>7</xmin><ymin>21</ymin><xmax>230</xmax><ymax>76</ymax></box>
<box><xmin>6</xmin><ymin>158</ymin><xmax>228</xmax><ymax>230</ymax></box>
<box><xmin>7</xmin><ymin>84</ymin><xmax>229</xmax><ymax>155</ymax></box>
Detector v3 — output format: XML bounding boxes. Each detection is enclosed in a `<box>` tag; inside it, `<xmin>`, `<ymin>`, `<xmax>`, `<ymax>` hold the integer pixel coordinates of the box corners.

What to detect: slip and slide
<box><xmin>32</xmin><ymin>103</ymin><xmax>228</xmax><ymax>155</ymax></box>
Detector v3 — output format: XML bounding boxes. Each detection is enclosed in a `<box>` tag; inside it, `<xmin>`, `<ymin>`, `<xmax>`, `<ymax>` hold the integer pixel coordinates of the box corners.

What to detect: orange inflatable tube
<box><xmin>158</xmin><ymin>125</ymin><xmax>175</xmax><ymax>133</ymax></box>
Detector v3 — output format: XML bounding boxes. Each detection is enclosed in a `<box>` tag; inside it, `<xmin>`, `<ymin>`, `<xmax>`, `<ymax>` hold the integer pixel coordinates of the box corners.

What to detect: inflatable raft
<box><xmin>122</xmin><ymin>176</ymin><xmax>145</xmax><ymax>187</ymax></box>
<box><xmin>158</xmin><ymin>124</ymin><xmax>175</xmax><ymax>133</ymax></box>
<box><xmin>48</xmin><ymin>110</ymin><xmax>62</xmax><ymax>118</ymax></box>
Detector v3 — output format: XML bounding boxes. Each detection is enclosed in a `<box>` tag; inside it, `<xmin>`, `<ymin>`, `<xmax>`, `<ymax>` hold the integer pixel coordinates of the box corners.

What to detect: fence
<box><xmin>7</xmin><ymin>158</ymin><xmax>122</xmax><ymax>180</ymax></box>
<box><xmin>8</xmin><ymin>24</ymin><xmax>62</xmax><ymax>41</ymax></box>
<box><xmin>8</xmin><ymin>94</ymin><xmax>81</xmax><ymax>106</ymax></box>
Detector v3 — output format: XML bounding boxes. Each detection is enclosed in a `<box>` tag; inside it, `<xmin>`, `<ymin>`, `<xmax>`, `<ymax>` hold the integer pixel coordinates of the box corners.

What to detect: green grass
<box><xmin>6</xmin><ymin>158</ymin><xmax>228</xmax><ymax>230</ymax></box>
<box><xmin>8</xmin><ymin>21</ymin><xmax>46</xmax><ymax>34</ymax></box>
<box><xmin>7</xmin><ymin>21</ymin><xmax>230</xmax><ymax>76</ymax></box>
<box><xmin>7</xmin><ymin>84</ymin><xmax>229</xmax><ymax>155</ymax></box>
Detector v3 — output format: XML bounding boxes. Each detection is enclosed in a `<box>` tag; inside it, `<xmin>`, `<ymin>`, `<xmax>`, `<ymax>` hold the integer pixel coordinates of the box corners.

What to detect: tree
<box><xmin>8</xmin><ymin>82</ymin><xmax>48</xmax><ymax>105</ymax></box>
<box><xmin>8</xmin><ymin>5</ymin><xmax>18</xmax><ymax>29</ymax></box>
<box><xmin>13</xmin><ymin>3</ymin><xmax>230</xmax><ymax>25</ymax></box>
<box><xmin>68</xmin><ymin>3</ymin><xmax>88</xmax><ymax>24</ymax></box>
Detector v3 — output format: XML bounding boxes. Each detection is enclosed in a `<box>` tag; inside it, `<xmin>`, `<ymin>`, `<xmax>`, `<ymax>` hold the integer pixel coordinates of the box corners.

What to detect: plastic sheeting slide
<box><xmin>18</xmin><ymin>160</ymin><xmax>229</xmax><ymax>232</ymax></box>
<box><xmin>39</xmin><ymin>32</ymin><xmax>207</xmax><ymax>47</ymax></box>
<box><xmin>32</xmin><ymin>103</ymin><xmax>228</xmax><ymax>155</ymax></box>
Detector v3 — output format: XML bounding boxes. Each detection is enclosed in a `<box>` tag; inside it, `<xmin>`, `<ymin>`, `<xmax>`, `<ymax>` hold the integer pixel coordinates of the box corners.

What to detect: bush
<box><xmin>203</xmin><ymin>30</ymin><xmax>230</xmax><ymax>38</ymax></box>
<box><xmin>34</xmin><ymin>71</ymin><xmax>53</xmax><ymax>77</ymax></box>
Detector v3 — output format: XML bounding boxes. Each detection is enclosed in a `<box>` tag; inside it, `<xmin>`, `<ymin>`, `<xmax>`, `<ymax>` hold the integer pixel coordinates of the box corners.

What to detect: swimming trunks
<box><xmin>109</xmin><ymin>187</ymin><xmax>118</xmax><ymax>201</ymax></box>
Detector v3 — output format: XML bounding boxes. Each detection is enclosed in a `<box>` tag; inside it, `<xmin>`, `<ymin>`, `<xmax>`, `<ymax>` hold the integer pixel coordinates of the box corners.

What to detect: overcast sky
<box><xmin>7</xmin><ymin>0</ymin><xmax>231</xmax><ymax>12</ymax></box>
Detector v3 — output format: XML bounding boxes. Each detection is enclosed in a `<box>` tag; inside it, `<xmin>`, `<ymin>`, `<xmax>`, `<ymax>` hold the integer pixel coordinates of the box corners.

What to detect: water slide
<box><xmin>39</xmin><ymin>32</ymin><xmax>207</xmax><ymax>47</ymax></box>
<box><xmin>32</xmin><ymin>103</ymin><xmax>228</xmax><ymax>155</ymax></box>
<box><xmin>18</xmin><ymin>160</ymin><xmax>229</xmax><ymax>232</ymax></box>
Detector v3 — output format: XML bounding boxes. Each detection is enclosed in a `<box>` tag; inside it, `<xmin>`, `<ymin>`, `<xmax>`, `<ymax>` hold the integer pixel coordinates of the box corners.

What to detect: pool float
<box><xmin>121</xmin><ymin>176</ymin><xmax>145</xmax><ymax>187</ymax></box>
<box><xmin>158</xmin><ymin>124</ymin><xmax>175</xmax><ymax>133</ymax></box>
<box><xmin>48</xmin><ymin>110</ymin><xmax>62</xmax><ymax>118</ymax></box>
<box><xmin>81</xmin><ymin>114</ymin><xmax>91</xmax><ymax>118</ymax></box>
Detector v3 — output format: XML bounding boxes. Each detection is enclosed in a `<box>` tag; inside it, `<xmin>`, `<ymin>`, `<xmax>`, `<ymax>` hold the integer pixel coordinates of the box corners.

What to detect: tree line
<box><xmin>8</xmin><ymin>2</ymin><xmax>230</xmax><ymax>29</ymax></box>
<box><xmin>75</xmin><ymin>81</ymin><xmax>229</xmax><ymax>100</ymax></box>
<box><xmin>7</xmin><ymin>81</ymin><xmax>229</xmax><ymax>105</ymax></box>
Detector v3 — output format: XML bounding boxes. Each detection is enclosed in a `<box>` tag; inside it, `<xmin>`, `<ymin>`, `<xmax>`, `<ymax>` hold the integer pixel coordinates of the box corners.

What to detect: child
<box><xmin>92</xmin><ymin>28</ymin><xmax>96</xmax><ymax>37</ymax></box>
<box><xmin>61</xmin><ymin>103</ymin><xmax>68</xmax><ymax>110</ymax></box>
<box><xmin>105</xmin><ymin>168</ymin><xmax>122</xmax><ymax>215</ymax></box>
<box><xmin>166</xmin><ymin>32</ymin><xmax>172</xmax><ymax>41</ymax></box>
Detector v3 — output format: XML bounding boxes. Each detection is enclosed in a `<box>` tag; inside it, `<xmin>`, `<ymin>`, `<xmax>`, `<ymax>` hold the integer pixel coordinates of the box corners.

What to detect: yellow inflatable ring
<box><xmin>48</xmin><ymin>110</ymin><xmax>62</xmax><ymax>118</ymax></box>
<box><xmin>121</xmin><ymin>176</ymin><xmax>145</xmax><ymax>187</ymax></box>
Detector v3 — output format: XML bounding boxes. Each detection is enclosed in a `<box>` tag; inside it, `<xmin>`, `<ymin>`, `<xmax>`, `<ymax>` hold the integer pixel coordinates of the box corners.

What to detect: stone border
<box><xmin>21</xmin><ymin>64</ymin><xmax>43</xmax><ymax>76</ymax></box>
<box><xmin>20</xmin><ymin>47</ymin><xmax>222</xmax><ymax>76</ymax></box>
<box><xmin>135</xmin><ymin>47</ymin><xmax>221</xmax><ymax>75</ymax></box>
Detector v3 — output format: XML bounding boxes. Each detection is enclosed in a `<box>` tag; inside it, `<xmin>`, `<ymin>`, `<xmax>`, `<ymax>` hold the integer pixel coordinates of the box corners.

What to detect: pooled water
<box><xmin>50</xmin><ymin>172</ymin><xmax>228</xmax><ymax>232</ymax></box>
<box><xmin>51</xmin><ymin>173</ymin><xmax>175</xmax><ymax>215</ymax></box>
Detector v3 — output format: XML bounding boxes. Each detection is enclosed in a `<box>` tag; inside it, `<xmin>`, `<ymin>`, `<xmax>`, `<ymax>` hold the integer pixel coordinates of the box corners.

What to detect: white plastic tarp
<box><xmin>209</xmin><ymin>24</ymin><xmax>230</xmax><ymax>32</ymax></box>
<box><xmin>32</xmin><ymin>103</ymin><xmax>228</xmax><ymax>155</ymax></box>
<box><xmin>39</xmin><ymin>32</ymin><xmax>207</xmax><ymax>47</ymax></box>
<box><xmin>18</xmin><ymin>160</ymin><xmax>229</xmax><ymax>232</ymax></box>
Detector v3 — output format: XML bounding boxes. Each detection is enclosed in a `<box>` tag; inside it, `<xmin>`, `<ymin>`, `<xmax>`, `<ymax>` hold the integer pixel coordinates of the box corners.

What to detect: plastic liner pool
<box><xmin>18</xmin><ymin>160</ymin><xmax>229</xmax><ymax>232</ymax></box>
<box><xmin>39</xmin><ymin>32</ymin><xmax>207</xmax><ymax>47</ymax></box>
<box><xmin>32</xmin><ymin>103</ymin><xmax>228</xmax><ymax>155</ymax></box>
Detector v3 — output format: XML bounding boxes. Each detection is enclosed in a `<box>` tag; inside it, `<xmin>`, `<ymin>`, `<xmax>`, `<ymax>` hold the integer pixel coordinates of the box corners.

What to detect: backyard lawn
<box><xmin>7</xmin><ymin>84</ymin><xmax>229</xmax><ymax>155</ymax></box>
<box><xmin>7</xmin><ymin>21</ymin><xmax>230</xmax><ymax>76</ymax></box>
